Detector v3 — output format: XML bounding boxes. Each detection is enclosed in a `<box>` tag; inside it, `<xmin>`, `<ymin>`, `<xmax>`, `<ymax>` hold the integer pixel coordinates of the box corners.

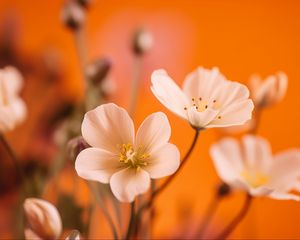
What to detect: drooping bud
<box><xmin>249</xmin><ymin>72</ymin><xmax>288</xmax><ymax>108</ymax></box>
<box><xmin>61</xmin><ymin>1</ymin><xmax>86</xmax><ymax>31</ymax></box>
<box><xmin>76</xmin><ymin>0</ymin><xmax>92</xmax><ymax>8</ymax></box>
<box><xmin>23</xmin><ymin>198</ymin><xmax>62</xmax><ymax>240</ymax></box>
<box><xmin>132</xmin><ymin>28</ymin><xmax>153</xmax><ymax>56</ymax></box>
<box><xmin>217</xmin><ymin>182</ymin><xmax>231</xmax><ymax>197</ymax></box>
<box><xmin>86</xmin><ymin>58</ymin><xmax>111</xmax><ymax>85</ymax></box>
<box><xmin>67</xmin><ymin>136</ymin><xmax>89</xmax><ymax>162</ymax></box>
<box><xmin>65</xmin><ymin>230</ymin><xmax>81</xmax><ymax>240</ymax></box>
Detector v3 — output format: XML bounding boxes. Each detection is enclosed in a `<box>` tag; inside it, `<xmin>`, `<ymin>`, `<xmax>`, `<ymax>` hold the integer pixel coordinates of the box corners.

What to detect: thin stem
<box><xmin>134</xmin><ymin>130</ymin><xmax>200</xmax><ymax>233</ymax></box>
<box><xmin>128</xmin><ymin>55</ymin><xmax>142</xmax><ymax>117</ymax></box>
<box><xmin>125</xmin><ymin>201</ymin><xmax>136</xmax><ymax>240</ymax></box>
<box><xmin>249</xmin><ymin>107</ymin><xmax>262</xmax><ymax>134</ymax></box>
<box><xmin>197</xmin><ymin>195</ymin><xmax>221</xmax><ymax>238</ymax></box>
<box><xmin>88</xmin><ymin>182</ymin><xmax>119</xmax><ymax>240</ymax></box>
<box><xmin>216</xmin><ymin>194</ymin><xmax>253</xmax><ymax>239</ymax></box>
<box><xmin>0</xmin><ymin>134</ymin><xmax>24</xmax><ymax>182</ymax></box>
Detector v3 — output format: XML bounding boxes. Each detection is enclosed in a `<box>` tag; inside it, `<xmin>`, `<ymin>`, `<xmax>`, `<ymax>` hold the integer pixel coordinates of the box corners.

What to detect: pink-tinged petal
<box><xmin>151</xmin><ymin>69</ymin><xmax>189</xmax><ymax>120</ymax></box>
<box><xmin>186</xmin><ymin>107</ymin><xmax>218</xmax><ymax>129</ymax></box>
<box><xmin>135</xmin><ymin>112</ymin><xmax>171</xmax><ymax>154</ymax></box>
<box><xmin>110</xmin><ymin>168</ymin><xmax>150</xmax><ymax>202</ymax></box>
<box><xmin>81</xmin><ymin>103</ymin><xmax>134</xmax><ymax>153</ymax></box>
<box><xmin>268</xmin><ymin>150</ymin><xmax>300</xmax><ymax>192</ymax></box>
<box><xmin>75</xmin><ymin>148</ymin><xmax>120</xmax><ymax>184</ymax></box>
<box><xmin>10</xmin><ymin>98</ymin><xmax>27</xmax><ymax>124</ymax></box>
<box><xmin>210</xmin><ymin>138</ymin><xmax>244</xmax><ymax>183</ymax></box>
<box><xmin>1</xmin><ymin>66</ymin><xmax>23</xmax><ymax>96</ymax></box>
<box><xmin>145</xmin><ymin>143</ymin><xmax>180</xmax><ymax>179</ymax></box>
<box><xmin>182</xmin><ymin>67</ymin><xmax>226</xmax><ymax>101</ymax></box>
<box><xmin>269</xmin><ymin>192</ymin><xmax>300</xmax><ymax>201</ymax></box>
<box><xmin>0</xmin><ymin>106</ymin><xmax>15</xmax><ymax>132</ymax></box>
<box><xmin>248</xmin><ymin>186</ymin><xmax>273</xmax><ymax>197</ymax></box>
<box><xmin>24</xmin><ymin>229</ymin><xmax>42</xmax><ymax>240</ymax></box>
<box><xmin>217</xmin><ymin>82</ymin><xmax>250</xmax><ymax>108</ymax></box>
<box><xmin>207</xmin><ymin>99</ymin><xmax>254</xmax><ymax>128</ymax></box>
<box><xmin>242</xmin><ymin>135</ymin><xmax>273</xmax><ymax>172</ymax></box>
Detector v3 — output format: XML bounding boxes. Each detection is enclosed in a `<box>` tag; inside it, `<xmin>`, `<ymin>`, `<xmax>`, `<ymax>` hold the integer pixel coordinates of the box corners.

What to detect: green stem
<box><xmin>125</xmin><ymin>201</ymin><xmax>136</xmax><ymax>240</ymax></box>
<box><xmin>216</xmin><ymin>194</ymin><xmax>252</xmax><ymax>239</ymax></box>
<box><xmin>88</xmin><ymin>182</ymin><xmax>119</xmax><ymax>240</ymax></box>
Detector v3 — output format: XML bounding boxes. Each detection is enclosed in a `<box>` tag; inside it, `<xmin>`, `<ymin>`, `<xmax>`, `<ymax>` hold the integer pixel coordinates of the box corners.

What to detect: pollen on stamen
<box><xmin>205</xmin><ymin>105</ymin><xmax>208</xmax><ymax>109</ymax></box>
<box><xmin>199</xmin><ymin>97</ymin><xmax>202</xmax><ymax>101</ymax></box>
<box><xmin>213</xmin><ymin>100</ymin><xmax>217</xmax><ymax>103</ymax></box>
<box><xmin>192</xmin><ymin>97</ymin><xmax>195</xmax><ymax>102</ymax></box>
<box><xmin>218</xmin><ymin>116</ymin><xmax>222</xmax><ymax>119</ymax></box>
<box><xmin>184</xmin><ymin>107</ymin><xmax>187</xmax><ymax>110</ymax></box>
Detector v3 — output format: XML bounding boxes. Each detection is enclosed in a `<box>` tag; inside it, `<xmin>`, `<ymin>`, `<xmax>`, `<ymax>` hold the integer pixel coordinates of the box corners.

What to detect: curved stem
<box><xmin>197</xmin><ymin>195</ymin><xmax>221</xmax><ymax>238</ymax></box>
<box><xmin>125</xmin><ymin>201</ymin><xmax>136</xmax><ymax>240</ymax></box>
<box><xmin>88</xmin><ymin>182</ymin><xmax>119</xmax><ymax>240</ymax></box>
<box><xmin>135</xmin><ymin>130</ymin><xmax>200</xmax><ymax>234</ymax></box>
<box><xmin>128</xmin><ymin>55</ymin><xmax>142</xmax><ymax>117</ymax></box>
<box><xmin>0</xmin><ymin>134</ymin><xmax>24</xmax><ymax>182</ymax></box>
<box><xmin>216</xmin><ymin>194</ymin><xmax>253</xmax><ymax>239</ymax></box>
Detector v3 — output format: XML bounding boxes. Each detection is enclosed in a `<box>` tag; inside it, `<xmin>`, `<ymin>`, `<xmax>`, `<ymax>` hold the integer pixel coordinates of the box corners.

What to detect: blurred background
<box><xmin>0</xmin><ymin>0</ymin><xmax>300</xmax><ymax>239</ymax></box>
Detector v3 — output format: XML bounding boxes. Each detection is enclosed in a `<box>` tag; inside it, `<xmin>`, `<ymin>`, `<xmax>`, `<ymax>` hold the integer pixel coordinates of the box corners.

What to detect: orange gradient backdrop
<box><xmin>1</xmin><ymin>0</ymin><xmax>300</xmax><ymax>238</ymax></box>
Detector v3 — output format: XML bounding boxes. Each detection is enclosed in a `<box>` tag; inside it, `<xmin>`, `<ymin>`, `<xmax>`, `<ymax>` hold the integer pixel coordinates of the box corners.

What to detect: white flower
<box><xmin>151</xmin><ymin>67</ymin><xmax>254</xmax><ymax>130</ymax></box>
<box><xmin>23</xmin><ymin>198</ymin><xmax>62</xmax><ymax>240</ymax></box>
<box><xmin>211</xmin><ymin>135</ymin><xmax>300</xmax><ymax>200</ymax></box>
<box><xmin>75</xmin><ymin>103</ymin><xmax>180</xmax><ymax>202</ymax></box>
<box><xmin>0</xmin><ymin>66</ymin><xmax>26</xmax><ymax>132</ymax></box>
<box><xmin>249</xmin><ymin>72</ymin><xmax>288</xmax><ymax>107</ymax></box>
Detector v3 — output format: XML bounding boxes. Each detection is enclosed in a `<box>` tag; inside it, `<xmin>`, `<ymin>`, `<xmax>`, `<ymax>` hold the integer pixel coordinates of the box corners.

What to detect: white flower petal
<box><xmin>75</xmin><ymin>148</ymin><xmax>121</xmax><ymax>184</ymax></box>
<box><xmin>268</xmin><ymin>150</ymin><xmax>300</xmax><ymax>192</ymax></box>
<box><xmin>186</xmin><ymin>107</ymin><xmax>218</xmax><ymax>129</ymax></box>
<box><xmin>207</xmin><ymin>99</ymin><xmax>254</xmax><ymax>128</ymax></box>
<box><xmin>248</xmin><ymin>186</ymin><xmax>273</xmax><ymax>197</ymax></box>
<box><xmin>210</xmin><ymin>138</ymin><xmax>244</xmax><ymax>184</ymax></box>
<box><xmin>151</xmin><ymin>69</ymin><xmax>189</xmax><ymax>119</ymax></box>
<box><xmin>135</xmin><ymin>112</ymin><xmax>171</xmax><ymax>154</ymax></box>
<box><xmin>81</xmin><ymin>103</ymin><xmax>134</xmax><ymax>153</ymax></box>
<box><xmin>110</xmin><ymin>168</ymin><xmax>150</xmax><ymax>202</ymax></box>
<box><xmin>269</xmin><ymin>192</ymin><xmax>300</xmax><ymax>201</ymax></box>
<box><xmin>145</xmin><ymin>143</ymin><xmax>180</xmax><ymax>179</ymax></box>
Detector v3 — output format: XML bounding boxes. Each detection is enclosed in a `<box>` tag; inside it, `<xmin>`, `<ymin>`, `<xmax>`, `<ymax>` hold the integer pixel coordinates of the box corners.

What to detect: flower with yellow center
<box><xmin>151</xmin><ymin>67</ymin><xmax>254</xmax><ymax>130</ymax></box>
<box><xmin>211</xmin><ymin>135</ymin><xmax>300</xmax><ymax>200</ymax></box>
<box><xmin>75</xmin><ymin>103</ymin><xmax>180</xmax><ymax>202</ymax></box>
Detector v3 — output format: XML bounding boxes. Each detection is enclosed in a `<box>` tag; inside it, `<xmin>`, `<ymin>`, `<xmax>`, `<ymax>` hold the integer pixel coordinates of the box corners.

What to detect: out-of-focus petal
<box><xmin>145</xmin><ymin>143</ymin><xmax>180</xmax><ymax>179</ymax></box>
<box><xmin>269</xmin><ymin>192</ymin><xmax>300</xmax><ymax>201</ymax></box>
<box><xmin>151</xmin><ymin>69</ymin><xmax>189</xmax><ymax>119</ymax></box>
<box><xmin>110</xmin><ymin>168</ymin><xmax>150</xmax><ymax>202</ymax></box>
<box><xmin>81</xmin><ymin>103</ymin><xmax>134</xmax><ymax>153</ymax></box>
<box><xmin>135</xmin><ymin>112</ymin><xmax>171</xmax><ymax>154</ymax></box>
<box><xmin>210</xmin><ymin>138</ymin><xmax>244</xmax><ymax>183</ymax></box>
<box><xmin>75</xmin><ymin>148</ymin><xmax>121</xmax><ymax>184</ymax></box>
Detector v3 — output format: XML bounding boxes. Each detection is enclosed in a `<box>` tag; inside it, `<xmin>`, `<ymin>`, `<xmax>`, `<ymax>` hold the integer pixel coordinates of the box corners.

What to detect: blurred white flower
<box><xmin>151</xmin><ymin>67</ymin><xmax>254</xmax><ymax>130</ymax></box>
<box><xmin>0</xmin><ymin>66</ymin><xmax>26</xmax><ymax>132</ymax></box>
<box><xmin>23</xmin><ymin>198</ymin><xmax>62</xmax><ymax>240</ymax></box>
<box><xmin>75</xmin><ymin>103</ymin><xmax>180</xmax><ymax>202</ymax></box>
<box><xmin>211</xmin><ymin>135</ymin><xmax>300</xmax><ymax>200</ymax></box>
<box><xmin>249</xmin><ymin>72</ymin><xmax>288</xmax><ymax>108</ymax></box>
<box><xmin>133</xmin><ymin>29</ymin><xmax>153</xmax><ymax>55</ymax></box>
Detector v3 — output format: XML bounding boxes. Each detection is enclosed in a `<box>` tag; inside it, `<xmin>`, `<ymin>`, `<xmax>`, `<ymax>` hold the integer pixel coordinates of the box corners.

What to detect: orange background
<box><xmin>1</xmin><ymin>0</ymin><xmax>300</xmax><ymax>239</ymax></box>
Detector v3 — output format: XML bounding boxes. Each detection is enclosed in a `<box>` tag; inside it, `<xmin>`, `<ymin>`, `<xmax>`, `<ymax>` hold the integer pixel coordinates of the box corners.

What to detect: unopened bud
<box><xmin>217</xmin><ymin>182</ymin><xmax>231</xmax><ymax>197</ymax></box>
<box><xmin>61</xmin><ymin>1</ymin><xmax>85</xmax><ymax>31</ymax></box>
<box><xmin>67</xmin><ymin>136</ymin><xmax>89</xmax><ymax>162</ymax></box>
<box><xmin>249</xmin><ymin>72</ymin><xmax>288</xmax><ymax>108</ymax></box>
<box><xmin>132</xmin><ymin>29</ymin><xmax>153</xmax><ymax>56</ymax></box>
<box><xmin>24</xmin><ymin>198</ymin><xmax>62</xmax><ymax>240</ymax></box>
<box><xmin>86</xmin><ymin>58</ymin><xmax>111</xmax><ymax>85</ymax></box>
<box><xmin>66</xmin><ymin>230</ymin><xmax>81</xmax><ymax>240</ymax></box>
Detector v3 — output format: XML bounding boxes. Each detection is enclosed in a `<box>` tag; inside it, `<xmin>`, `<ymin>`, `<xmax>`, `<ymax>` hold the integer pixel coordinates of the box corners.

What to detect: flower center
<box><xmin>241</xmin><ymin>170</ymin><xmax>269</xmax><ymax>188</ymax></box>
<box><xmin>183</xmin><ymin>97</ymin><xmax>222</xmax><ymax>119</ymax></box>
<box><xmin>118</xmin><ymin>143</ymin><xmax>150</xmax><ymax>170</ymax></box>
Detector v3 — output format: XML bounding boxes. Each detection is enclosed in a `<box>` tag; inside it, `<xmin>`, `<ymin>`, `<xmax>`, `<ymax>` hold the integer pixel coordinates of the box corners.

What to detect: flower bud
<box><xmin>23</xmin><ymin>198</ymin><xmax>62</xmax><ymax>240</ymax></box>
<box><xmin>249</xmin><ymin>72</ymin><xmax>288</xmax><ymax>108</ymax></box>
<box><xmin>66</xmin><ymin>230</ymin><xmax>81</xmax><ymax>240</ymax></box>
<box><xmin>132</xmin><ymin>29</ymin><xmax>153</xmax><ymax>56</ymax></box>
<box><xmin>217</xmin><ymin>182</ymin><xmax>231</xmax><ymax>197</ymax></box>
<box><xmin>76</xmin><ymin>0</ymin><xmax>91</xmax><ymax>8</ymax></box>
<box><xmin>61</xmin><ymin>1</ymin><xmax>85</xmax><ymax>31</ymax></box>
<box><xmin>67</xmin><ymin>136</ymin><xmax>89</xmax><ymax>162</ymax></box>
<box><xmin>86</xmin><ymin>58</ymin><xmax>111</xmax><ymax>85</ymax></box>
